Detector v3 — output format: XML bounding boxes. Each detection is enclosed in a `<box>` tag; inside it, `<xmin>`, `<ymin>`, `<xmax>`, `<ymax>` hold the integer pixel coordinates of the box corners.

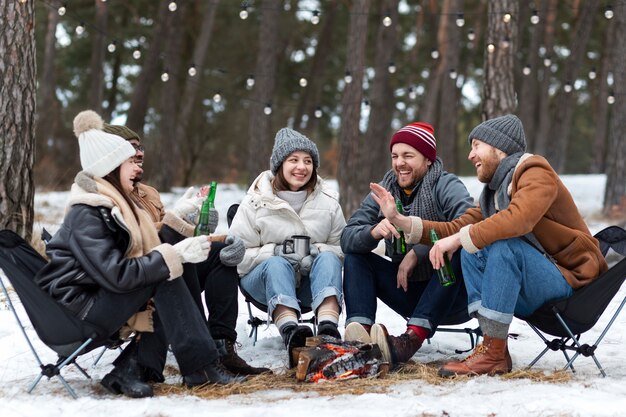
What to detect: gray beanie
<box><xmin>467</xmin><ymin>114</ymin><xmax>526</xmax><ymax>155</ymax></box>
<box><xmin>270</xmin><ymin>128</ymin><xmax>320</xmax><ymax>174</ymax></box>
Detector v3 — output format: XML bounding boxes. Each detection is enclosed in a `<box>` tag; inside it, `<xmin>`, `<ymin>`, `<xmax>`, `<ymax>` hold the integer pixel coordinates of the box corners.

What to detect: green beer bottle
<box><xmin>392</xmin><ymin>198</ymin><xmax>407</xmax><ymax>255</ymax></box>
<box><xmin>429</xmin><ymin>229</ymin><xmax>456</xmax><ymax>286</ymax></box>
<box><xmin>194</xmin><ymin>181</ymin><xmax>217</xmax><ymax>236</ymax></box>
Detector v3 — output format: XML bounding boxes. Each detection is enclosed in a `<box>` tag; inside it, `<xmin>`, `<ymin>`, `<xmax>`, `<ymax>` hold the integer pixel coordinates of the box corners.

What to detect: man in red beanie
<box><xmin>341</xmin><ymin>122</ymin><xmax>474</xmax><ymax>368</ymax></box>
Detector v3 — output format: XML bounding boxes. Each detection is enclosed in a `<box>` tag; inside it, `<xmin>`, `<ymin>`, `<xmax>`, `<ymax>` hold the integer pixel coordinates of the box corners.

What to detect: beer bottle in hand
<box><xmin>194</xmin><ymin>198</ymin><xmax>211</xmax><ymax>236</ymax></box>
<box><xmin>429</xmin><ymin>229</ymin><xmax>456</xmax><ymax>286</ymax></box>
<box><xmin>392</xmin><ymin>198</ymin><xmax>407</xmax><ymax>255</ymax></box>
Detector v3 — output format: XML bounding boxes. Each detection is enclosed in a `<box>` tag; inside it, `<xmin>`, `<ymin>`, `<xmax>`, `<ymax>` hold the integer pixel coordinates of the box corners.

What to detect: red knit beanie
<box><xmin>389</xmin><ymin>122</ymin><xmax>436</xmax><ymax>162</ymax></box>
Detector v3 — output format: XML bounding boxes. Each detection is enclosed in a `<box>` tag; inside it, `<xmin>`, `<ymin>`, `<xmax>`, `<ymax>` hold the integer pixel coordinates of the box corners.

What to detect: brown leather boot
<box><xmin>216</xmin><ymin>339</ymin><xmax>272</xmax><ymax>375</ymax></box>
<box><xmin>438</xmin><ymin>335</ymin><xmax>512</xmax><ymax>377</ymax></box>
<box><xmin>371</xmin><ymin>324</ymin><xmax>423</xmax><ymax>368</ymax></box>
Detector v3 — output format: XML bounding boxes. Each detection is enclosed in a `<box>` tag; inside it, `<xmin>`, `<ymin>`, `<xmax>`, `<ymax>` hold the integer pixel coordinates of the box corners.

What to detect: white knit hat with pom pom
<box><xmin>73</xmin><ymin>110</ymin><xmax>136</xmax><ymax>177</ymax></box>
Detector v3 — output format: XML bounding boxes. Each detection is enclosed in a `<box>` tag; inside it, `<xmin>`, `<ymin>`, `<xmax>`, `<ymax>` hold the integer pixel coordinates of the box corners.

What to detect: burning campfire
<box><xmin>293</xmin><ymin>336</ymin><xmax>388</xmax><ymax>382</ymax></box>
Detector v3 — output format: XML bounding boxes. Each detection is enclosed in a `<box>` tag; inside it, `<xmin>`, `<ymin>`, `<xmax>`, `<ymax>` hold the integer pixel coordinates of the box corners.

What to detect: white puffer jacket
<box><xmin>230</xmin><ymin>170</ymin><xmax>346</xmax><ymax>276</ymax></box>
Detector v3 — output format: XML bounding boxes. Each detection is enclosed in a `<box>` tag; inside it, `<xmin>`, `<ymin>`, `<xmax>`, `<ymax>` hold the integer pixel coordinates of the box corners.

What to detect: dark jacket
<box><xmin>340</xmin><ymin>170</ymin><xmax>473</xmax><ymax>278</ymax></box>
<box><xmin>35</xmin><ymin>175</ymin><xmax>182</xmax><ymax>319</ymax></box>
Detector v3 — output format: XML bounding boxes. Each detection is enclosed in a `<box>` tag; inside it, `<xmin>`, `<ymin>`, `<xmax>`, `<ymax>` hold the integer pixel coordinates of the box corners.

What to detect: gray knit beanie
<box><xmin>467</xmin><ymin>114</ymin><xmax>526</xmax><ymax>155</ymax></box>
<box><xmin>270</xmin><ymin>128</ymin><xmax>320</xmax><ymax>174</ymax></box>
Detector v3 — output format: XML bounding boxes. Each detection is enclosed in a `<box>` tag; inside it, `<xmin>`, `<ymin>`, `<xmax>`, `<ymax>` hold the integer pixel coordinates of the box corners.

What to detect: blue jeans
<box><xmin>343</xmin><ymin>252</ymin><xmax>469</xmax><ymax>336</ymax></box>
<box><xmin>462</xmin><ymin>238</ymin><xmax>574</xmax><ymax>325</ymax></box>
<box><xmin>239</xmin><ymin>251</ymin><xmax>343</xmax><ymax>319</ymax></box>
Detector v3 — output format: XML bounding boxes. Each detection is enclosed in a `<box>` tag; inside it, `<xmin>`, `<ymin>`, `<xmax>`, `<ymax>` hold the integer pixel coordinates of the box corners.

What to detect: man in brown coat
<box><xmin>370</xmin><ymin>114</ymin><xmax>607</xmax><ymax>377</ymax></box>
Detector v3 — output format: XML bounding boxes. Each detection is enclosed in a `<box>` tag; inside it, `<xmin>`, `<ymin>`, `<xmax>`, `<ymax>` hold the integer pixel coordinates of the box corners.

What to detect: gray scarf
<box><xmin>479</xmin><ymin>152</ymin><xmax>523</xmax><ymax>218</ymax></box>
<box><xmin>381</xmin><ymin>157</ymin><xmax>444</xmax><ymax>278</ymax></box>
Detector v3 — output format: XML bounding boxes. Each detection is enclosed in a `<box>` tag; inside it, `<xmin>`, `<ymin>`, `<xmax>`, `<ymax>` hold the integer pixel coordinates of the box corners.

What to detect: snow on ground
<box><xmin>1</xmin><ymin>175</ymin><xmax>625</xmax><ymax>417</ymax></box>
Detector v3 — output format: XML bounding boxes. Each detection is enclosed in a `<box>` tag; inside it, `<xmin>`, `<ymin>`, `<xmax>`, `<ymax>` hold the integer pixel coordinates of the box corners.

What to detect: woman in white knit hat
<box><xmin>35</xmin><ymin>110</ymin><xmax>245</xmax><ymax>398</ymax></box>
<box><xmin>229</xmin><ymin>128</ymin><xmax>346</xmax><ymax>366</ymax></box>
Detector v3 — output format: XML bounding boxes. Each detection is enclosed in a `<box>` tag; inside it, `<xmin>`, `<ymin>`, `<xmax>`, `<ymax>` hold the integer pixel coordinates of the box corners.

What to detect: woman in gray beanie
<box><xmin>229</xmin><ymin>128</ymin><xmax>346</xmax><ymax>365</ymax></box>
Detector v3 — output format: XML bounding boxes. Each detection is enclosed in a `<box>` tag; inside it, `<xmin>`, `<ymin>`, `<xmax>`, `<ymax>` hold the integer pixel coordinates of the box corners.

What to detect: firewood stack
<box><xmin>293</xmin><ymin>335</ymin><xmax>388</xmax><ymax>382</ymax></box>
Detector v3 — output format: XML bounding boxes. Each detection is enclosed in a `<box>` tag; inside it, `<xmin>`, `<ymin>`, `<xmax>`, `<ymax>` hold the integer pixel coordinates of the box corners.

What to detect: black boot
<box><xmin>215</xmin><ymin>339</ymin><xmax>272</xmax><ymax>375</ymax></box>
<box><xmin>317</xmin><ymin>321</ymin><xmax>341</xmax><ymax>340</ymax></box>
<box><xmin>280</xmin><ymin>324</ymin><xmax>313</xmax><ymax>368</ymax></box>
<box><xmin>101</xmin><ymin>341</ymin><xmax>154</xmax><ymax>398</ymax></box>
<box><xmin>182</xmin><ymin>359</ymin><xmax>247</xmax><ymax>387</ymax></box>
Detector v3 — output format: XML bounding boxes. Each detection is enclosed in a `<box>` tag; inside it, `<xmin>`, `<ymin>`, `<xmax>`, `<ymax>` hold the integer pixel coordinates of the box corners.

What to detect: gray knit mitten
<box><xmin>208</xmin><ymin>208</ymin><xmax>219</xmax><ymax>233</ymax></box>
<box><xmin>219</xmin><ymin>235</ymin><xmax>245</xmax><ymax>266</ymax></box>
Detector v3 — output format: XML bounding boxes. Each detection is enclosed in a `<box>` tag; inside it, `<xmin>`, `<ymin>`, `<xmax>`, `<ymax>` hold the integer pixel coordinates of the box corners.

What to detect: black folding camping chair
<box><xmin>519</xmin><ymin>225</ymin><xmax>626</xmax><ymax>377</ymax></box>
<box><xmin>0</xmin><ymin>229</ymin><xmax>115</xmax><ymax>398</ymax></box>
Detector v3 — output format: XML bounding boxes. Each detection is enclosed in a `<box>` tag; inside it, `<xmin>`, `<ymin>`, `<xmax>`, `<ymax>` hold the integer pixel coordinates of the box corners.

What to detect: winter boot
<box><xmin>215</xmin><ymin>339</ymin><xmax>272</xmax><ymax>375</ymax></box>
<box><xmin>371</xmin><ymin>324</ymin><xmax>422</xmax><ymax>368</ymax></box>
<box><xmin>344</xmin><ymin>322</ymin><xmax>371</xmax><ymax>344</ymax></box>
<box><xmin>101</xmin><ymin>341</ymin><xmax>154</xmax><ymax>398</ymax></box>
<box><xmin>317</xmin><ymin>321</ymin><xmax>341</xmax><ymax>340</ymax></box>
<box><xmin>438</xmin><ymin>335</ymin><xmax>512</xmax><ymax>377</ymax></box>
<box><xmin>280</xmin><ymin>324</ymin><xmax>313</xmax><ymax>368</ymax></box>
<box><xmin>182</xmin><ymin>359</ymin><xmax>248</xmax><ymax>387</ymax></box>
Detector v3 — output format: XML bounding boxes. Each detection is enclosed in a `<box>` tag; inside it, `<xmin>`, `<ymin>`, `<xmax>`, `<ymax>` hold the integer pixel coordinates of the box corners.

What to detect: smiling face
<box><xmin>128</xmin><ymin>138</ymin><xmax>144</xmax><ymax>183</ymax></box>
<box><xmin>391</xmin><ymin>142</ymin><xmax>432</xmax><ymax>189</ymax></box>
<box><xmin>119</xmin><ymin>158</ymin><xmax>143</xmax><ymax>194</ymax></box>
<box><xmin>468</xmin><ymin>139</ymin><xmax>507</xmax><ymax>183</ymax></box>
<box><xmin>281</xmin><ymin>151</ymin><xmax>314</xmax><ymax>191</ymax></box>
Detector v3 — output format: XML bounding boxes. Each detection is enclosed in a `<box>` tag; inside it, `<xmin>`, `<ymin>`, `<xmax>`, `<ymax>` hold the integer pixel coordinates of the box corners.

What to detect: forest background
<box><xmin>1</xmin><ymin>0</ymin><xmax>625</xmax><ymax>240</ymax></box>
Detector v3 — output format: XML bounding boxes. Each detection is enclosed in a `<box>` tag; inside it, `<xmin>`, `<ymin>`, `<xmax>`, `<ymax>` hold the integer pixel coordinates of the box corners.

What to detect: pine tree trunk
<box><xmin>152</xmin><ymin>1</ymin><xmax>187</xmax><ymax>191</ymax></box>
<box><xmin>88</xmin><ymin>0</ymin><xmax>107</xmax><ymax>113</ymax></box>
<box><xmin>603</xmin><ymin>6</ymin><xmax>626</xmax><ymax>218</ymax></box>
<box><xmin>363</xmin><ymin>0</ymin><xmax>398</xmax><ymax>182</ymax></box>
<box><xmin>126</xmin><ymin>0</ymin><xmax>170</xmax><ymax>136</ymax></box>
<box><xmin>545</xmin><ymin>0</ymin><xmax>598</xmax><ymax>173</ymax></box>
<box><xmin>247</xmin><ymin>0</ymin><xmax>280</xmax><ymax>186</ymax></box>
<box><xmin>481</xmin><ymin>0</ymin><xmax>518</xmax><ymax>120</ymax></box>
<box><xmin>337</xmin><ymin>0</ymin><xmax>370</xmax><ymax>217</ymax></box>
<box><xmin>420</xmin><ymin>1</ymin><xmax>442</xmax><ymax>124</ymax></box>
<box><xmin>0</xmin><ymin>0</ymin><xmax>36</xmax><ymax>240</ymax></box>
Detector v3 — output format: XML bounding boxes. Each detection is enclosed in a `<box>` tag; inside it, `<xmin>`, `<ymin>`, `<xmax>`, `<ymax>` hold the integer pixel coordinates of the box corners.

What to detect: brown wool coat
<box><xmin>406</xmin><ymin>154</ymin><xmax>608</xmax><ymax>289</ymax></box>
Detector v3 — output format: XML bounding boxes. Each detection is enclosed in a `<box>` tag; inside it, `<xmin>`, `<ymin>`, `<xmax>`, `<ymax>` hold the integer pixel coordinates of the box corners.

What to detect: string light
<box><xmin>18</xmin><ymin>0</ymin><xmax>27</xmax><ymax>3</ymax></box>
<box><xmin>168</xmin><ymin>1</ymin><xmax>177</xmax><ymax>12</ymax></box>
<box><xmin>188</xmin><ymin>65</ymin><xmax>197</xmax><ymax>77</ymax></box>
<box><xmin>543</xmin><ymin>56</ymin><xmax>552</xmax><ymax>67</ymax></box>
<box><xmin>563</xmin><ymin>81</ymin><xmax>573</xmax><ymax>93</ymax></box>
<box><xmin>382</xmin><ymin>11</ymin><xmax>392</xmax><ymax>27</ymax></box>
<box><xmin>213</xmin><ymin>91</ymin><xmax>222</xmax><ymax>103</ymax></box>
<box><xmin>299</xmin><ymin>77</ymin><xmax>308</xmax><ymax>87</ymax></box>
<box><xmin>344</xmin><ymin>71</ymin><xmax>353</xmax><ymax>84</ymax></box>
<box><xmin>311</xmin><ymin>10</ymin><xmax>320</xmax><ymax>25</ymax></box>
<box><xmin>314</xmin><ymin>106</ymin><xmax>323</xmax><ymax>118</ymax></box>
<box><xmin>501</xmin><ymin>36</ymin><xmax>510</xmax><ymax>49</ymax></box>
<box><xmin>387</xmin><ymin>62</ymin><xmax>396</xmax><ymax>74</ymax></box>
<box><xmin>530</xmin><ymin>10</ymin><xmax>540</xmax><ymax>25</ymax></box>
<box><xmin>58</xmin><ymin>4</ymin><xmax>66</xmax><ymax>16</ymax></box>
<box><xmin>75</xmin><ymin>22</ymin><xmax>85</xmax><ymax>35</ymax></box>
<box><xmin>239</xmin><ymin>5</ymin><xmax>249</xmax><ymax>20</ymax></box>
<box><xmin>503</xmin><ymin>12</ymin><xmax>511</xmax><ymax>23</ymax></box>
<box><xmin>263</xmin><ymin>103</ymin><xmax>272</xmax><ymax>115</ymax></box>
<box><xmin>448</xmin><ymin>69</ymin><xmax>457</xmax><ymax>79</ymax></box>
<box><xmin>455</xmin><ymin>13</ymin><xmax>465</xmax><ymax>27</ymax></box>
<box><xmin>408</xmin><ymin>87</ymin><xmax>417</xmax><ymax>100</ymax></box>
<box><xmin>363</xmin><ymin>99</ymin><xmax>370</xmax><ymax>110</ymax></box>
<box><xmin>467</xmin><ymin>29</ymin><xmax>475</xmax><ymax>41</ymax></box>
<box><xmin>607</xmin><ymin>91</ymin><xmax>615</xmax><ymax>104</ymax></box>
<box><xmin>132</xmin><ymin>49</ymin><xmax>141</xmax><ymax>60</ymax></box>
<box><xmin>430</xmin><ymin>48</ymin><xmax>439</xmax><ymax>59</ymax></box>
<box><xmin>107</xmin><ymin>40</ymin><xmax>117</xmax><ymax>53</ymax></box>
<box><xmin>588</xmin><ymin>67</ymin><xmax>597</xmax><ymax>80</ymax></box>
<box><xmin>487</xmin><ymin>43</ymin><xmax>495</xmax><ymax>53</ymax></box>
<box><xmin>604</xmin><ymin>5</ymin><xmax>614</xmax><ymax>20</ymax></box>
<box><xmin>161</xmin><ymin>70</ymin><xmax>169</xmax><ymax>82</ymax></box>
<box><xmin>522</xmin><ymin>64</ymin><xmax>531</xmax><ymax>75</ymax></box>
<box><xmin>246</xmin><ymin>74</ymin><xmax>255</xmax><ymax>88</ymax></box>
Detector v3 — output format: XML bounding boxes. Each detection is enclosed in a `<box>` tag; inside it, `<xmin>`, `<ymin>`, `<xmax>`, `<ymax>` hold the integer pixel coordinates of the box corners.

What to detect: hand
<box><xmin>370</xmin><ymin>218</ymin><xmax>401</xmax><ymax>240</ymax></box>
<box><xmin>429</xmin><ymin>233</ymin><xmax>461</xmax><ymax>270</ymax></box>
<box><xmin>173</xmin><ymin>187</ymin><xmax>205</xmax><ymax>225</ymax></box>
<box><xmin>208</xmin><ymin>208</ymin><xmax>219</xmax><ymax>233</ymax></box>
<box><xmin>274</xmin><ymin>245</ymin><xmax>303</xmax><ymax>270</ymax></box>
<box><xmin>299</xmin><ymin>245</ymin><xmax>319</xmax><ymax>276</ymax></box>
<box><xmin>397</xmin><ymin>250</ymin><xmax>418</xmax><ymax>292</ymax></box>
<box><xmin>173</xmin><ymin>236</ymin><xmax>211</xmax><ymax>264</ymax></box>
<box><xmin>219</xmin><ymin>235</ymin><xmax>245</xmax><ymax>267</ymax></box>
<box><xmin>369</xmin><ymin>183</ymin><xmax>400</xmax><ymax>221</ymax></box>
